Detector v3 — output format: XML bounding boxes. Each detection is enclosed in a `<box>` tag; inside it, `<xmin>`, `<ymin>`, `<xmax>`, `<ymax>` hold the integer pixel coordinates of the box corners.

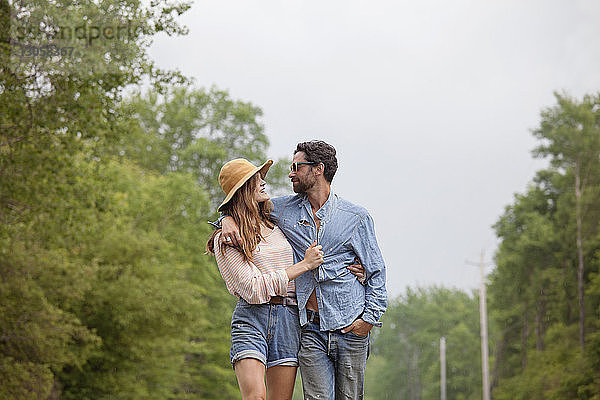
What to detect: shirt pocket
<box><xmin>283</xmin><ymin>218</ymin><xmax>314</xmax><ymax>238</ymax></box>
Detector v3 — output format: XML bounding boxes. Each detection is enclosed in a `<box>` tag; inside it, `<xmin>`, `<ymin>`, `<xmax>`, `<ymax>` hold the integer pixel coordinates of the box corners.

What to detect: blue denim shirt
<box><xmin>270</xmin><ymin>190</ymin><xmax>387</xmax><ymax>331</ymax></box>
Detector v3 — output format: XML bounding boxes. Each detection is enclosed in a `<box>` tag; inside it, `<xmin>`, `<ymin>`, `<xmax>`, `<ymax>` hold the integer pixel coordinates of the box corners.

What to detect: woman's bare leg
<box><xmin>266</xmin><ymin>366</ymin><xmax>298</xmax><ymax>400</ymax></box>
<box><xmin>235</xmin><ymin>358</ymin><xmax>267</xmax><ymax>400</ymax></box>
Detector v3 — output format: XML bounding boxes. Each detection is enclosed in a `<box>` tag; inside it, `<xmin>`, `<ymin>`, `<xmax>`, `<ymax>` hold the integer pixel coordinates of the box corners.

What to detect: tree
<box><xmin>533</xmin><ymin>92</ymin><xmax>600</xmax><ymax>349</ymax></box>
<box><xmin>116</xmin><ymin>86</ymin><xmax>291</xmax><ymax>208</ymax></box>
<box><xmin>0</xmin><ymin>0</ymin><xmax>205</xmax><ymax>397</ymax></box>
<box><xmin>489</xmin><ymin>92</ymin><xmax>600</xmax><ymax>399</ymax></box>
<box><xmin>365</xmin><ymin>287</ymin><xmax>482</xmax><ymax>400</ymax></box>
<box><xmin>1</xmin><ymin>1</ymin><xmax>291</xmax><ymax>396</ymax></box>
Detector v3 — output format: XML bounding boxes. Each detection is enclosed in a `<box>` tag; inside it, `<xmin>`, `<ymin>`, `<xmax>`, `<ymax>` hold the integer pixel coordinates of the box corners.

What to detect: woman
<box><xmin>206</xmin><ymin>158</ymin><xmax>324</xmax><ymax>400</ymax></box>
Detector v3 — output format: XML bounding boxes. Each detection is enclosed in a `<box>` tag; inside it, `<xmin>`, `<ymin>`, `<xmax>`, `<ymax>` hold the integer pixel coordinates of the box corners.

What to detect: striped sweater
<box><xmin>214</xmin><ymin>226</ymin><xmax>296</xmax><ymax>303</ymax></box>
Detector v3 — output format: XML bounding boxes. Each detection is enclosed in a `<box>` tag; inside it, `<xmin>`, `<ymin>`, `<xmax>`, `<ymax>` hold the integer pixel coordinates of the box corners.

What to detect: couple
<box><xmin>206</xmin><ymin>140</ymin><xmax>387</xmax><ymax>400</ymax></box>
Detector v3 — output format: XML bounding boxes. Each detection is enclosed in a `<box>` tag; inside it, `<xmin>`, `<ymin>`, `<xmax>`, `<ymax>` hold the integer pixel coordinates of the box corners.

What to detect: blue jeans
<box><xmin>298</xmin><ymin>320</ymin><xmax>369</xmax><ymax>400</ymax></box>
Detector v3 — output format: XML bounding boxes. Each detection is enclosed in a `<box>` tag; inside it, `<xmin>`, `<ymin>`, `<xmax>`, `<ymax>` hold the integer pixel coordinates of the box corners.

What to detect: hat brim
<box><xmin>217</xmin><ymin>159</ymin><xmax>273</xmax><ymax>212</ymax></box>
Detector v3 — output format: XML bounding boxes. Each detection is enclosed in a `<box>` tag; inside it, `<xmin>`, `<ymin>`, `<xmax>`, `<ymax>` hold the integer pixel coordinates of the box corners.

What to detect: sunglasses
<box><xmin>290</xmin><ymin>161</ymin><xmax>318</xmax><ymax>172</ymax></box>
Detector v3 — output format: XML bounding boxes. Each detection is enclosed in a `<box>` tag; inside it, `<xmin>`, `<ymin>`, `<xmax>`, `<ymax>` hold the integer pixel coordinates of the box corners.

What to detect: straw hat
<box><xmin>217</xmin><ymin>158</ymin><xmax>273</xmax><ymax>212</ymax></box>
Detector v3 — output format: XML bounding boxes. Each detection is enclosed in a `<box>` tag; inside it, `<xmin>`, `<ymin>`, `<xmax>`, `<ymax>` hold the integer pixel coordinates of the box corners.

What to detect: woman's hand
<box><xmin>286</xmin><ymin>241</ymin><xmax>324</xmax><ymax>280</ymax></box>
<box><xmin>221</xmin><ymin>216</ymin><xmax>242</xmax><ymax>247</ymax></box>
<box><xmin>304</xmin><ymin>241</ymin><xmax>324</xmax><ymax>270</ymax></box>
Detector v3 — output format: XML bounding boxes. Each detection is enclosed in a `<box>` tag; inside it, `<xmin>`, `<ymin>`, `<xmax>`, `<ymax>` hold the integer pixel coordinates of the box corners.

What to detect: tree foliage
<box><xmin>116</xmin><ymin>86</ymin><xmax>291</xmax><ymax>207</ymax></box>
<box><xmin>365</xmin><ymin>287</ymin><xmax>482</xmax><ymax>400</ymax></box>
<box><xmin>364</xmin><ymin>92</ymin><xmax>600</xmax><ymax>400</ymax></box>
<box><xmin>0</xmin><ymin>0</ymin><xmax>288</xmax><ymax>398</ymax></box>
<box><xmin>489</xmin><ymin>92</ymin><xmax>600</xmax><ymax>399</ymax></box>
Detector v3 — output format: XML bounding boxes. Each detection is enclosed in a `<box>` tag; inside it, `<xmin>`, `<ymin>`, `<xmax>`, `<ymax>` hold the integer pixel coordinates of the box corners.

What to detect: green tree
<box><xmin>54</xmin><ymin>160</ymin><xmax>237</xmax><ymax>399</ymax></box>
<box><xmin>0</xmin><ymin>0</ymin><xmax>208</xmax><ymax>398</ymax></box>
<box><xmin>1</xmin><ymin>1</ymin><xmax>290</xmax><ymax>395</ymax></box>
<box><xmin>365</xmin><ymin>287</ymin><xmax>482</xmax><ymax>400</ymax></box>
<box><xmin>489</xmin><ymin>171</ymin><xmax>564</xmax><ymax>376</ymax></box>
<box><xmin>116</xmin><ymin>86</ymin><xmax>291</xmax><ymax>207</ymax></box>
<box><xmin>489</xmin><ymin>92</ymin><xmax>600</xmax><ymax>399</ymax></box>
<box><xmin>533</xmin><ymin>92</ymin><xmax>600</xmax><ymax>349</ymax></box>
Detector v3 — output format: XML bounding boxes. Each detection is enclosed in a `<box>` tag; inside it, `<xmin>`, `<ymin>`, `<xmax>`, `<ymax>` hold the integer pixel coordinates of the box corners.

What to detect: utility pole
<box><xmin>440</xmin><ymin>337</ymin><xmax>446</xmax><ymax>400</ymax></box>
<box><xmin>466</xmin><ymin>250</ymin><xmax>491</xmax><ymax>400</ymax></box>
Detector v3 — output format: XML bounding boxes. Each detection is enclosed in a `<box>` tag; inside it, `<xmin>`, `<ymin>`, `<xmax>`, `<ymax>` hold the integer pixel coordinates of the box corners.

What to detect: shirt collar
<box><xmin>300</xmin><ymin>189</ymin><xmax>337</xmax><ymax>221</ymax></box>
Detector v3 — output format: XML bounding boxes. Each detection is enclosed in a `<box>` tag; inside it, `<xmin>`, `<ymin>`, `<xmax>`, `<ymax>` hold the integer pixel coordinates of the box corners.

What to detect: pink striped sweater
<box><xmin>214</xmin><ymin>226</ymin><xmax>296</xmax><ymax>303</ymax></box>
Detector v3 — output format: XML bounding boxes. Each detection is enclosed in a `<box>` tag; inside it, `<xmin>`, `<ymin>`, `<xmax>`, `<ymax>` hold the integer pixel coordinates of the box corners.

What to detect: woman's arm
<box><xmin>220</xmin><ymin>216</ymin><xmax>365</xmax><ymax>281</ymax></box>
<box><xmin>285</xmin><ymin>241</ymin><xmax>323</xmax><ymax>280</ymax></box>
<box><xmin>214</xmin><ymin>234</ymin><xmax>323</xmax><ymax>304</ymax></box>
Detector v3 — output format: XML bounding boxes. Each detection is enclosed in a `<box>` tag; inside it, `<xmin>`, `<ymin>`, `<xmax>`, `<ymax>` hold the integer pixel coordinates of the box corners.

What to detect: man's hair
<box><xmin>294</xmin><ymin>140</ymin><xmax>338</xmax><ymax>183</ymax></box>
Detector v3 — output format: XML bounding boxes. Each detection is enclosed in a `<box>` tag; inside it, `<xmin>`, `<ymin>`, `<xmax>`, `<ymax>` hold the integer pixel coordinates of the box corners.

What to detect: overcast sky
<box><xmin>150</xmin><ymin>0</ymin><xmax>600</xmax><ymax>297</ymax></box>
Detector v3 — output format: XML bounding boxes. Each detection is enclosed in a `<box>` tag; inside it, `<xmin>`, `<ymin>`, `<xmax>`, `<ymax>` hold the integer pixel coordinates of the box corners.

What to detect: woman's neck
<box><xmin>260</xmin><ymin>223</ymin><xmax>274</xmax><ymax>237</ymax></box>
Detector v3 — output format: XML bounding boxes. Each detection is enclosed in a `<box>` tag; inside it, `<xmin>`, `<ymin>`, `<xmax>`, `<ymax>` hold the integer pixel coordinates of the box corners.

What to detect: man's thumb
<box><xmin>310</xmin><ymin>240</ymin><xmax>317</xmax><ymax>248</ymax></box>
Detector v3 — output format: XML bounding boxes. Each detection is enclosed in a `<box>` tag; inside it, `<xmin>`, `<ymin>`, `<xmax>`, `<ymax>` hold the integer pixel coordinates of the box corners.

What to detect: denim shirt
<box><xmin>270</xmin><ymin>190</ymin><xmax>387</xmax><ymax>331</ymax></box>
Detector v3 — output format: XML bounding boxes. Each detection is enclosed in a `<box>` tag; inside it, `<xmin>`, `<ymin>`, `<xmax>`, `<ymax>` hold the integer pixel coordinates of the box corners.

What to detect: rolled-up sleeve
<box><xmin>214</xmin><ymin>234</ymin><xmax>289</xmax><ymax>303</ymax></box>
<box><xmin>350</xmin><ymin>214</ymin><xmax>387</xmax><ymax>327</ymax></box>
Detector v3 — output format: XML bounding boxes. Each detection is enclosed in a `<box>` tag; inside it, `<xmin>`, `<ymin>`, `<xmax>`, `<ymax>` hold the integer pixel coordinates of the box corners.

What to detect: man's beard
<box><xmin>292</xmin><ymin>176</ymin><xmax>316</xmax><ymax>193</ymax></box>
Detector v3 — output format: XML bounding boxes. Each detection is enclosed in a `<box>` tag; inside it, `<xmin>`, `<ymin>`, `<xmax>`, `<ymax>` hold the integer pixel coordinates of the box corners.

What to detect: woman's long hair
<box><xmin>206</xmin><ymin>173</ymin><xmax>274</xmax><ymax>260</ymax></box>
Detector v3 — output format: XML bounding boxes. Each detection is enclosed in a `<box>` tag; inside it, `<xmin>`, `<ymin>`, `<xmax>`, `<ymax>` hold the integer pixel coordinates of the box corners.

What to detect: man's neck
<box><xmin>306</xmin><ymin>181</ymin><xmax>331</xmax><ymax>214</ymax></box>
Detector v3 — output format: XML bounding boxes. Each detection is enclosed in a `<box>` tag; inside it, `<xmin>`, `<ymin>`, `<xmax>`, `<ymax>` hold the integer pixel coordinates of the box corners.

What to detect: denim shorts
<box><xmin>230</xmin><ymin>298</ymin><xmax>301</xmax><ymax>368</ymax></box>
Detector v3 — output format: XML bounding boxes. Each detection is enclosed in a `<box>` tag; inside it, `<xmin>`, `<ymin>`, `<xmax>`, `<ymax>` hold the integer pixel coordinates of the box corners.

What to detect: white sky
<box><xmin>150</xmin><ymin>0</ymin><xmax>600</xmax><ymax>296</ymax></box>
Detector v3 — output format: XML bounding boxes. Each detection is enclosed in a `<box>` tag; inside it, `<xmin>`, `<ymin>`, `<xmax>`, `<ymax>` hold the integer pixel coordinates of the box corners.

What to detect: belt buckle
<box><xmin>284</xmin><ymin>297</ymin><xmax>295</xmax><ymax>306</ymax></box>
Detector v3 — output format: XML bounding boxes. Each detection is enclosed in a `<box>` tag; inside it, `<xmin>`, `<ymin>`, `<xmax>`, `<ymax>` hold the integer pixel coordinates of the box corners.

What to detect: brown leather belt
<box><xmin>269</xmin><ymin>296</ymin><xmax>298</xmax><ymax>306</ymax></box>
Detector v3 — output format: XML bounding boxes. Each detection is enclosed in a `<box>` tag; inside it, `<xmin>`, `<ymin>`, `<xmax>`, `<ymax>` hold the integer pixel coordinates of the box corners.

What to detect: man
<box><xmin>221</xmin><ymin>140</ymin><xmax>387</xmax><ymax>399</ymax></box>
